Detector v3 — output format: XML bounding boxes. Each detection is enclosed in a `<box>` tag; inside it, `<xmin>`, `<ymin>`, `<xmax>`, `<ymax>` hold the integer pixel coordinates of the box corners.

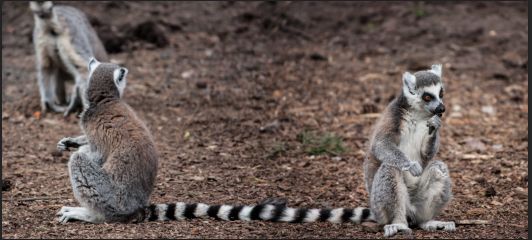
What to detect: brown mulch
<box><xmin>2</xmin><ymin>1</ymin><xmax>528</xmax><ymax>239</ymax></box>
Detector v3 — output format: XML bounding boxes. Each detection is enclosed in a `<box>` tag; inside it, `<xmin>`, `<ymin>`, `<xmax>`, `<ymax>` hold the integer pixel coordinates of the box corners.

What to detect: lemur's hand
<box><xmin>402</xmin><ymin>161</ymin><xmax>423</xmax><ymax>177</ymax></box>
<box><xmin>57</xmin><ymin>137</ymin><xmax>80</xmax><ymax>152</ymax></box>
<box><xmin>427</xmin><ymin>115</ymin><xmax>442</xmax><ymax>135</ymax></box>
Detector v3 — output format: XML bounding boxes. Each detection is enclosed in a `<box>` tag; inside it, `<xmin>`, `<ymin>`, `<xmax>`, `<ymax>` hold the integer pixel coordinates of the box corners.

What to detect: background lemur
<box><xmin>30</xmin><ymin>1</ymin><xmax>108</xmax><ymax>116</ymax></box>
<box><xmin>364</xmin><ymin>64</ymin><xmax>455</xmax><ymax>237</ymax></box>
<box><xmin>56</xmin><ymin>58</ymin><xmax>375</xmax><ymax>225</ymax></box>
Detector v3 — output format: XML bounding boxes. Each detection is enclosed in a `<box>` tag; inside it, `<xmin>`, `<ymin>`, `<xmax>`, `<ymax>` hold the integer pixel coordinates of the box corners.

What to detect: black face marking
<box><xmin>422</xmin><ymin>92</ymin><xmax>435</xmax><ymax>102</ymax></box>
<box><xmin>439</xmin><ymin>88</ymin><xmax>444</xmax><ymax>98</ymax></box>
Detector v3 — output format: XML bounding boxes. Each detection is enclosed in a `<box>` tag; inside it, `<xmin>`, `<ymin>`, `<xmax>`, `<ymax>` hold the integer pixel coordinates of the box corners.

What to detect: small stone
<box><xmin>465</xmin><ymin>137</ymin><xmax>487</xmax><ymax>152</ymax></box>
<box><xmin>309</xmin><ymin>53</ymin><xmax>327</xmax><ymax>61</ymax></box>
<box><xmin>491</xmin><ymin>144</ymin><xmax>503</xmax><ymax>152</ymax></box>
<box><xmin>50</xmin><ymin>150</ymin><xmax>62</xmax><ymax>158</ymax></box>
<box><xmin>259</xmin><ymin>120</ymin><xmax>280</xmax><ymax>133</ymax></box>
<box><xmin>332</xmin><ymin>156</ymin><xmax>342</xmax><ymax>161</ymax></box>
<box><xmin>485</xmin><ymin>186</ymin><xmax>497</xmax><ymax>197</ymax></box>
<box><xmin>481</xmin><ymin>105</ymin><xmax>496</xmax><ymax>116</ymax></box>
<box><xmin>2</xmin><ymin>179</ymin><xmax>13</xmax><ymax>191</ymax></box>
<box><xmin>181</xmin><ymin>70</ymin><xmax>194</xmax><ymax>79</ymax></box>
<box><xmin>196</xmin><ymin>81</ymin><xmax>208</xmax><ymax>89</ymax></box>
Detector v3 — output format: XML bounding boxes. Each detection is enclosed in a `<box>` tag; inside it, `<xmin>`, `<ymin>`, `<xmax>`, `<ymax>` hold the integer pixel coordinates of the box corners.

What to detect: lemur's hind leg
<box><xmin>59</xmin><ymin>145</ymin><xmax>120</xmax><ymax>223</ymax></box>
<box><xmin>371</xmin><ymin>164</ymin><xmax>412</xmax><ymax>237</ymax></box>
<box><xmin>410</xmin><ymin>160</ymin><xmax>454</xmax><ymax>231</ymax></box>
<box><xmin>54</xmin><ymin>69</ymin><xmax>72</xmax><ymax>105</ymax></box>
<box><xmin>37</xmin><ymin>63</ymin><xmax>66</xmax><ymax>113</ymax></box>
<box><xmin>64</xmin><ymin>83</ymin><xmax>83</xmax><ymax>117</ymax></box>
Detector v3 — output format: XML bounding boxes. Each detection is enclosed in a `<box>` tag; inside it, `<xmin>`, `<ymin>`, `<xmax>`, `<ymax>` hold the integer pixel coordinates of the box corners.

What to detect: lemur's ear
<box><xmin>402</xmin><ymin>72</ymin><xmax>416</xmax><ymax>95</ymax></box>
<box><xmin>114</xmin><ymin>67</ymin><xmax>128</xmax><ymax>83</ymax></box>
<box><xmin>42</xmin><ymin>1</ymin><xmax>54</xmax><ymax>11</ymax></box>
<box><xmin>113</xmin><ymin>67</ymin><xmax>128</xmax><ymax>96</ymax></box>
<box><xmin>88</xmin><ymin>57</ymin><xmax>100</xmax><ymax>72</ymax></box>
<box><xmin>430</xmin><ymin>64</ymin><xmax>442</xmax><ymax>78</ymax></box>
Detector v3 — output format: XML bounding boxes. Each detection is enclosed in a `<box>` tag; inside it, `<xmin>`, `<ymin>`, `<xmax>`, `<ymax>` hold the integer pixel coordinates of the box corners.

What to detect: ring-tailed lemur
<box><xmin>364</xmin><ymin>64</ymin><xmax>455</xmax><ymax>237</ymax></box>
<box><xmin>56</xmin><ymin>58</ymin><xmax>375</xmax><ymax>226</ymax></box>
<box><xmin>30</xmin><ymin>1</ymin><xmax>108</xmax><ymax>116</ymax></box>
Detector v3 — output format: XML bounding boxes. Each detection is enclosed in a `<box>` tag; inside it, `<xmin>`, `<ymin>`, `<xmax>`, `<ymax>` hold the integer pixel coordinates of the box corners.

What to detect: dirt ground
<box><xmin>2</xmin><ymin>1</ymin><xmax>528</xmax><ymax>239</ymax></box>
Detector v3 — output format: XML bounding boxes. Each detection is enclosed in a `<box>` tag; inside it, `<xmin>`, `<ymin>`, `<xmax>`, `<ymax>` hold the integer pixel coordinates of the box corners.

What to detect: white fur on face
<box><xmin>403</xmin><ymin>78</ymin><xmax>443</xmax><ymax>115</ymax></box>
<box><xmin>113</xmin><ymin>67</ymin><xmax>128</xmax><ymax>97</ymax></box>
<box><xmin>419</xmin><ymin>83</ymin><xmax>443</xmax><ymax>114</ymax></box>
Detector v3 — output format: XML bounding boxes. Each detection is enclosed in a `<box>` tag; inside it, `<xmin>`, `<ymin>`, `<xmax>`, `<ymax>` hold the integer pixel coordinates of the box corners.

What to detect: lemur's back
<box><xmin>81</xmin><ymin>100</ymin><xmax>158</xmax><ymax>201</ymax></box>
<box><xmin>52</xmin><ymin>6</ymin><xmax>108</xmax><ymax>62</ymax></box>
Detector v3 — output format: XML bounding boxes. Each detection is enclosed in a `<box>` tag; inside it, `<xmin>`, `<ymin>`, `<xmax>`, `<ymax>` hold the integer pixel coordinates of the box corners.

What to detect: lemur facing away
<box><xmin>56</xmin><ymin>58</ymin><xmax>375</xmax><ymax>226</ymax></box>
<box><xmin>30</xmin><ymin>1</ymin><xmax>108</xmax><ymax>116</ymax></box>
<box><xmin>364</xmin><ymin>64</ymin><xmax>455</xmax><ymax>237</ymax></box>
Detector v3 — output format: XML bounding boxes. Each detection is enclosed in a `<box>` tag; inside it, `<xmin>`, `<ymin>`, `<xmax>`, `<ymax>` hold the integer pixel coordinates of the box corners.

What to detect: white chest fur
<box><xmin>398</xmin><ymin>113</ymin><xmax>429</xmax><ymax>186</ymax></box>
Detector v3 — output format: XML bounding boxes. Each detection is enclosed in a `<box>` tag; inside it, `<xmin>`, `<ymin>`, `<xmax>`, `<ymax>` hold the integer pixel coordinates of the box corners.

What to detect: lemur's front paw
<box><xmin>402</xmin><ymin>161</ymin><xmax>423</xmax><ymax>177</ymax></box>
<box><xmin>427</xmin><ymin>115</ymin><xmax>441</xmax><ymax>134</ymax></box>
<box><xmin>428</xmin><ymin>162</ymin><xmax>449</xmax><ymax>179</ymax></box>
<box><xmin>57</xmin><ymin>137</ymin><xmax>78</xmax><ymax>152</ymax></box>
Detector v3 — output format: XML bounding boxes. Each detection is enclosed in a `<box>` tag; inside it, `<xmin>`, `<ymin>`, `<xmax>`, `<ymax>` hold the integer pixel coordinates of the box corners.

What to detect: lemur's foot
<box><xmin>43</xmin><ymin>101</ymin><xmax>66</xmax><ymax>114</ymax></box>
<box><xmin>427</xmin><ymin>161</ymin><xmax>449</xmax><ymax>180</ymax></box>
<box><xmin>57</xmin><ymin>137</ymin><xmax>80</xmax><ymax>152</ymax></box>
<box><xmin>57</xmin><ymin>206</ymin><xmax>99</xmax><ymax>224</ymax></box>
<box><xmin>402</xmin><ymin>161</ymin><xmax>423</xmax><ymax>177</ymax></box>
<box><xmin>420</xmin><ymin>220</ymin><xmax>456</xmax><ymax>231</ymax></box>
<box><xmin>383</xmin><ymin>223</ymin><xmax>412</xmax><ymax>237</ymax></box>
<box><xmin>56</xmin><ymin>206</ymin><xmax>75</xmax><ymax>216</ymax></box>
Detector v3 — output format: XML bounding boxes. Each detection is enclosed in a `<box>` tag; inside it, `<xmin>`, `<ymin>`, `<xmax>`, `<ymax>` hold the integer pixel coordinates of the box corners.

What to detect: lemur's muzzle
<box><xmin>433</xmin><ymin>103</ymin><xmax>445</xmax><ymax>117</ymax></box>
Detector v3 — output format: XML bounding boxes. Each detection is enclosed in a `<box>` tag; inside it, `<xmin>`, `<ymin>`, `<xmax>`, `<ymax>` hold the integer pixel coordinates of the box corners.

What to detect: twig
<box><xmin>2</xmin><ymin>196</ymin><xmax>70</xmax><ymax>202</ymax></box>
<box><xmin>455</xmin><ymin>219</ymin><xmax>490</xmax><ymax>225</ymax></box>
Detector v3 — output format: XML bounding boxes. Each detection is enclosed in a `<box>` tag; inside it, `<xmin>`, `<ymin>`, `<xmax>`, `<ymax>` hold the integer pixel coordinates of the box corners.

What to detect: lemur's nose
<box><xmin>435</xmin><ymin>104</ymin><xmax>446</xmax><ymax>114</ymax></box>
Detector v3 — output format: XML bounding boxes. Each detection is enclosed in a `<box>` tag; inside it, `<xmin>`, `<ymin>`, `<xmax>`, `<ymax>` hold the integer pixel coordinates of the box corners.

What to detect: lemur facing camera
<box><xmin>364</xmin><ymin>64</ymin><xmax>455</xmax><ymax>237</ymax></box>
<box><xmin>30</xmin><ymin>1</ymin><xmax>108</xmax><ymax>116</ymax></box>
<box><xmin>56</xmin><ymin>58</ymin><xmax>375</xmax><ymax>226</ymax></box>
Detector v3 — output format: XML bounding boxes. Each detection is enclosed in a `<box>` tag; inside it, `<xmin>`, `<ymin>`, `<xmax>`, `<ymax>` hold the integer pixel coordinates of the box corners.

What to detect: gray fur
<box><xmin>364</xmin><ymin>64</ymin><xmax>454</xmax><ymax>237</ymax></box>
<box><xmin>56</xmin><ymin>60</ymin><xmax>158</xmax><ymax>223</ymax></box>
<box><xmin>413</xmin><ymin>71</ymin><xmax>441</xmax><ymax>89</ymax></box>
<box><xmin>30</xmin><ymin>1</ymin><xmax>108</xmax><ymax>116</ymax></box>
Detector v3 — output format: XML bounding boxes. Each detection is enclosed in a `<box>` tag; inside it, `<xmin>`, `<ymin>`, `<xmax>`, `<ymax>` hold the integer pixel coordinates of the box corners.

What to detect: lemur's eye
<box><xmin>422</xmin><ymin>93</ymin><xmax>432</xmax><ymax>102</ymax></box>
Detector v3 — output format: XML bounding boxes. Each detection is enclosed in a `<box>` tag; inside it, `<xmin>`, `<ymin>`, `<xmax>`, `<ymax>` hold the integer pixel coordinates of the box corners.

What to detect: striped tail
<box><xmin>142</xmin><ymin>202</ymin><xmax>374</xmax><ymax>224</ymax></box>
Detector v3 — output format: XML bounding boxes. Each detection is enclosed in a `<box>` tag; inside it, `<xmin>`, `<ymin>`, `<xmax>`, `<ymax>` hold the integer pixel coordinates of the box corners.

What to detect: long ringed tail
<box><xmin>140</xmin><ymin>202</ymin><xmax>374</xmax><ymax>224</ymax></box>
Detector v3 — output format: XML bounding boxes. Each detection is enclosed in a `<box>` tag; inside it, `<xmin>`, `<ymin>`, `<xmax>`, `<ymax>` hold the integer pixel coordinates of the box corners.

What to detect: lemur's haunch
<box><xmin>56</xmin><ymin>58</ymin><xmax>375</xmax><ymax>225</ymax></box>
<box><xmin>364</xmin><ymin>64</ymin><xmax>455</xmax><ymax>237</ymax></box>
<box><xmin>30</xmin><ymin>1</ymin><xmax>108</xmax><ymax>116</ymax></box>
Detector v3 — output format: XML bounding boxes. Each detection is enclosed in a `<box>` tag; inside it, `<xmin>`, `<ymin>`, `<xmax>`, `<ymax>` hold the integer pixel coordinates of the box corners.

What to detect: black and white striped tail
<box><xmin>142</xmin><ymin>202</ymin><xmax>374</xmax><ymax>224</ymax></box>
